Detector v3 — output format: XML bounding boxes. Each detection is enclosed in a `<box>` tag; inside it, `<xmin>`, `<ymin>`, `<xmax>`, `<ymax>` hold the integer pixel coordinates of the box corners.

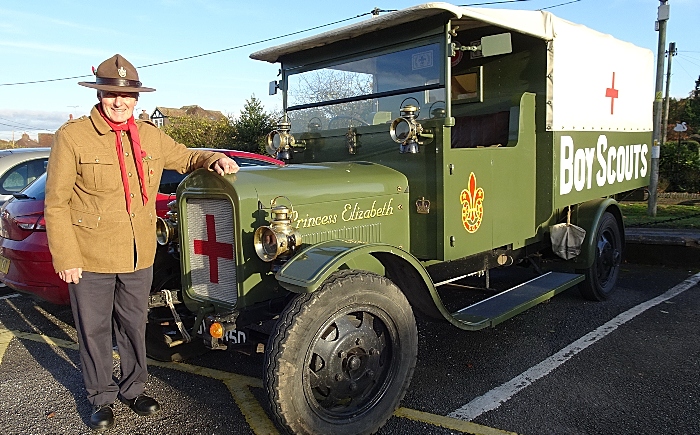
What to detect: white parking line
<box><xmin>0</xmin><ymin>293</ymin><xmax>20</xmax><ymax>300</ymax></box>
<box><xmin>449</xmin><ymin>272</ymin><xmax>700</xmax><ymax>421</ymax></box>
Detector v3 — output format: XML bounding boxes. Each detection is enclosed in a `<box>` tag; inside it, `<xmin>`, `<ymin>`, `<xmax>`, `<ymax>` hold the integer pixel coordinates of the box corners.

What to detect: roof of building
<box><xmin>14</xmin><ymin>133</ymin><xmax>40</xmax><ymax>148</ymax></box>
<box><xmin>153</xmin><ymin>105</ymin><xmax>226</xmax><ymax>121</ymax></box>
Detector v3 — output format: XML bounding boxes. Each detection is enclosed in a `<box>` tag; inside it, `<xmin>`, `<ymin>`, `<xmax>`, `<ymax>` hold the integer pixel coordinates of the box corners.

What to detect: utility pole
<box><xmin>661</xmin><ymin>42</ymin><xmax>677</xmax><ymax>146</ymax></box>
<box><xmin>648</xmin><ymin>0</ymin><xmax>670</xmax><ymax>217</ymax></box>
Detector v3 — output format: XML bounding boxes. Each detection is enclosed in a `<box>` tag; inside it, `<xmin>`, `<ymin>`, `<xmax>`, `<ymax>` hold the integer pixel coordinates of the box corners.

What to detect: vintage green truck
<box><xmin>150</xmin><ymin>3</ymin><xmax>654</xmax><ymax>434</ymax></box>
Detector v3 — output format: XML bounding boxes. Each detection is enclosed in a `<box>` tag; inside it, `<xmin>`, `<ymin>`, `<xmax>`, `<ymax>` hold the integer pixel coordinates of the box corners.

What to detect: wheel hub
<box><xmin>596</xmin><ymin>232</ymin><xmax>620</xmax><ymax>283</ymax></box>
<box><xmin>305</xmin><ymin>310</ymin><xmax>393</xmax><ymax>417</ymax></box>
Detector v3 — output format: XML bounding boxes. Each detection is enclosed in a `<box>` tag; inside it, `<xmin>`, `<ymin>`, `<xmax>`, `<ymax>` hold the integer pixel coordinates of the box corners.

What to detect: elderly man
<box><xmin>45</xmin><ymin>54</ymin><xmax>239</xmax><ymax>431</ymax></box>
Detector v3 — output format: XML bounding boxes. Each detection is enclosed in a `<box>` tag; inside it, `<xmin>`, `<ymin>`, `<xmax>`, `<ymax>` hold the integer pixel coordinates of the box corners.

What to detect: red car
<box><xmin>0</xmin><ymin>150</ymin><xmax>283</xmax><ymax>305</ymax></box>
<box><xmin>155</xmin><ymin>149</ymin><xmax>283</xmax><ymax>217</ymax></box>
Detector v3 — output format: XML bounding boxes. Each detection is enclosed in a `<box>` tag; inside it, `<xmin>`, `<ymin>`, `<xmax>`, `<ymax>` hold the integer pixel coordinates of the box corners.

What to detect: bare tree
<box><xmin>288</xmin><ymin>69</ymin><xmax>375</xmax><ymax>131</ymax></box>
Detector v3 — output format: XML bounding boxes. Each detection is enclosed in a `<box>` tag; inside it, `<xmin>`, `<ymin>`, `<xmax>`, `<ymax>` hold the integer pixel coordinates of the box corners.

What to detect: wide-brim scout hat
<box><xmin>78</xmin><ymin>54</ymin><xmax>155</xmax><ymax>93</ymax></box>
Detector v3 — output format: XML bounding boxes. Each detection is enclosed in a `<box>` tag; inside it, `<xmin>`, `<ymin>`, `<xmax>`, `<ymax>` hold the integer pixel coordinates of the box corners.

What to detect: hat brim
<box><xmin>78</xmin><ymin>81</ymin><xmax>156</xmax><ymax>93</ymax></box>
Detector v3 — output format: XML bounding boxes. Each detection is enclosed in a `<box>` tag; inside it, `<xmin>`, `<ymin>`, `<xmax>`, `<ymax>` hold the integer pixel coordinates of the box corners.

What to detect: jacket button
<box><xmin>78</xmin><ymin>219</ymin><xmax>82</xmax><ymax>223</ymax></box>
<box><xmin>130</xmin><ymin>193</ymin><xmax>135</xmax><ymax>198</ymax></box>
<box><xmin>125</xmin><ymin>152</ymin><xmax>129</xmax><ymax>157</ymax></box>
<box><xmin>128</xmin><ymin>172</ymin><xmax>132</xmax><ymax>177</ymax></box>
<box><xmin>131</xmin><ymin>213</ymin><xmax>135</xmax><ymax>218</ymax></box>
<box><xmin>94</xmin><ymin>158</ymin><xmax>99</xmax><ymax>162</ymax></box>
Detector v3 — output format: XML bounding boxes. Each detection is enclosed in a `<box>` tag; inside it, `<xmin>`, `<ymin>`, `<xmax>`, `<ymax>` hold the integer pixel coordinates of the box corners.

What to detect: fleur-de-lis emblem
<box><xmin>118</xmin><ymin>67</ymin><xmax>127</xmax><ymax>78</ymax></box>
<box><xmin>460</xmin><ymin>172</ymin><xmax>484</xmax><ymax>233</ymax></box>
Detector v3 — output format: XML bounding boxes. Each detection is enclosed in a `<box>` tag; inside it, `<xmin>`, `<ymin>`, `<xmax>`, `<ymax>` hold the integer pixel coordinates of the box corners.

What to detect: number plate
<box><xmin>0</xmin><ymin>255</ymin><xmax>9</xmax><ymax>275</ymax></box>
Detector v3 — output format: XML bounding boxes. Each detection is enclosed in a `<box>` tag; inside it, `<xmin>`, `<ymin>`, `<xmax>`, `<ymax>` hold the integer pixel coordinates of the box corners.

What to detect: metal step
<box><xmin>450</xmin><ymin>271</ymin><xmax>584</xmax><ymax>330</ymax></box>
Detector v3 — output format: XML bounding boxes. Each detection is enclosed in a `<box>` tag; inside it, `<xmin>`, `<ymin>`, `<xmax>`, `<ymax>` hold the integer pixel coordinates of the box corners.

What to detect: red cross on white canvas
<box><xmin>605</xmin><ymin>72</ymin><xmax>619</xmax><ymax>115</ymax></box>
<box><xmin>193</xmin><ymin>214</ymin><xmax>233</xmax><ymax>284</ymax></box>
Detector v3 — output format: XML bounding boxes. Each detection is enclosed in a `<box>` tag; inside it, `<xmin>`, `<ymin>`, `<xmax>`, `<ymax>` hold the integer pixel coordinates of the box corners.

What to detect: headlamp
<box><xmin>266</xmin><ymin>116</ymin><xmax>296</xmax><ymax>161</ymax></box>
<box><xmin>390</xmin><ymin>105</ymin><xmax>423</xmax><ymax>153</ymax></box>
<box><xmin>254</xmin><ymin>202</ymin><xmax>302</xmax><ymax>262</ymax></box>
<box><xmin>155</xmin><ymin>200</ymin><xmax>178</xmax><ymax>245</ymax></box>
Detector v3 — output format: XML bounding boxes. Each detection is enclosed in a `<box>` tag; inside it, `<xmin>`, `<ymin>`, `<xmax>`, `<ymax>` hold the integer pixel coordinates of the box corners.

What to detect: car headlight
<box><xmin>390</xmin><ymin>104</ymin><xmax>423</xmax><ymax>154</ymax></box>
<box><xmin>253</xmin><ymin>204</ymin><xmax>301</xmax><ymax>262</ymax></box>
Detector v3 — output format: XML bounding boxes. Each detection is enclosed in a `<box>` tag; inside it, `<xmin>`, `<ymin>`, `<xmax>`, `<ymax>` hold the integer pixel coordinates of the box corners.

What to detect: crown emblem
<box><xmin>416</xmin><ymin>197</ymin><xmax>431</xmax><ymax>214</ymax></box>
<box><xmin>117</xmin><ymin>66</ymin><xmax>127</xmax><ymax>78</ymax></box>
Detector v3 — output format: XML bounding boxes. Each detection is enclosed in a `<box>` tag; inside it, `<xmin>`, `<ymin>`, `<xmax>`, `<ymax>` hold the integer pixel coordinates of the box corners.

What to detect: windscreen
<box><xmin>286</xmin><ymin>43</ymin><xmax>444</xmax><ymax>133</ymax></box>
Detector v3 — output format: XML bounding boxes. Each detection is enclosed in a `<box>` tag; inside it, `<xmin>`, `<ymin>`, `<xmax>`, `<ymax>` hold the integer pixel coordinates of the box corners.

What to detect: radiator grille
<box><xmin>186</xmin><ymin>198</ymin><xmax>237</xmax><ymax>305</ymax></box>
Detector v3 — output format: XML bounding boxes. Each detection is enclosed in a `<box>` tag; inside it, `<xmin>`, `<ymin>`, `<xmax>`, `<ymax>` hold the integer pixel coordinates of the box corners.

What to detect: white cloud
<box><xmin>0</xmin><ymin>109</ymin><xmax>73</xmax><ymax>141</ymax></box>
<box><xmin>0</xmin><ymin>22</ymin><xmax>21</xmax><ymax>34</ymax></box>
<box><xmin>0</xmin><ymin>8</ymin><xmax>120</xmax><ymax>36</ymax></box>
<box><xmin>0</xmin><ymin>41</ymin><xmax>107</xmax><ymax>58</ymax></box>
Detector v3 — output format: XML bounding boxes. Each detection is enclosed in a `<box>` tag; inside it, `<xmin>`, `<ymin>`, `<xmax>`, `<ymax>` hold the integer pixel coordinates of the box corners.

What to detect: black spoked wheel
<box><xmin>146</xmin><ymin>252</ymin><xmax>207</xmax><ymax>362</ymax></box>
<box><xmin>265</xmin><ymin>270</ymin><xmax>417</xmax><ymax>435</ymax></box>
<box><xmin>578</xmin><ymin>212</ymin><xmax>623</xmax><ymax>301</ymax></box>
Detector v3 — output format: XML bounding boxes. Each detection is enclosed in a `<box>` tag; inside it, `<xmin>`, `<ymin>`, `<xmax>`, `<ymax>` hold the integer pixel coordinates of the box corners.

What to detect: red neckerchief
<box><xmin>97</xmin><ymin>105</ymin><xmax>148</xmax><ymax>214</ymax></box>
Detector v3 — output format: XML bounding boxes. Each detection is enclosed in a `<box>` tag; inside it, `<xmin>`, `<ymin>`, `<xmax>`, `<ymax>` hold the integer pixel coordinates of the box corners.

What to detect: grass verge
<box><xmin>619</xmin><ymin>202</ymin><xmax>700</xmax><ymax>229</ymax></box>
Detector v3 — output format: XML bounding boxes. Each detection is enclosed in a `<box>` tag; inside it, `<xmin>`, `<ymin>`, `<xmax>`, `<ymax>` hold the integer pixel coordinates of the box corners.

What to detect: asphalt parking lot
<box><xmin>0</xmin><ymin>261</ymin><xmax>698</xmax><ymax>435</ymax></box>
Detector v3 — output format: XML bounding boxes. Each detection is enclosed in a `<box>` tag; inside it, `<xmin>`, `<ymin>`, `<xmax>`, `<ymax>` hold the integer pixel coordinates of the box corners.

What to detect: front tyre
<box><xmin>265</xmin><ymin>270</ymin><xmax>417</xmax><ymax>435</ymax></box>
<box><xmin>578</xmin><ymin>212</ymin><xmax>623</xmax><ymax>301</ymax></box>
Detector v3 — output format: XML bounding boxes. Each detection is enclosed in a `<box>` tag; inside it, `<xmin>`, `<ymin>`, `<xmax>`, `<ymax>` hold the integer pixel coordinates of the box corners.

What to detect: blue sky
<box><xmin>1</xmin><ymin>0</ymin><xmax>698</xmax><ymax>141</ymax></box>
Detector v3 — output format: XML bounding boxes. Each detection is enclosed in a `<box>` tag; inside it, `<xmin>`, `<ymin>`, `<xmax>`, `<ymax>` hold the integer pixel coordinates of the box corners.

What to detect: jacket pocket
<box><xmin>79</xmin><ymin>152</ymin><xmax>120</xmax><ymax>192</ymax></box>
<box><xmin>70</xmin><ymin>208</ymin><xmax>101</xmax><ymax>229</ymax></box>
<box><xmin>143</xmin><ymin>155</ymin><xmax>162</xmax><ymax>187</ymax></box>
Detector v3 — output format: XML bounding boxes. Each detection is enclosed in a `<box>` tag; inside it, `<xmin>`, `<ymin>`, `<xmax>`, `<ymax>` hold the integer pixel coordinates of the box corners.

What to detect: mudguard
<box><xmin>276</xmin><ymin>240</ymin><xmax>433</xmax><ymax>293</ymax></box>
<box><xmin>275</xmin><ymin>240</ymin><xmax>475</xmax><ymax>327</ymax></box>
<box><xmin>569</xmin><ymin>197</ymin><xmax>624</xmax><ymax>268</ymax></box>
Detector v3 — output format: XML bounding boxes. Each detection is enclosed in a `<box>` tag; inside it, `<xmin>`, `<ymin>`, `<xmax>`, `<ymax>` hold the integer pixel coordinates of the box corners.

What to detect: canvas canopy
<box><xmin>251</xmin><ymin>2</ymin><xmax>654</xmax><ymax>132</ymax></box>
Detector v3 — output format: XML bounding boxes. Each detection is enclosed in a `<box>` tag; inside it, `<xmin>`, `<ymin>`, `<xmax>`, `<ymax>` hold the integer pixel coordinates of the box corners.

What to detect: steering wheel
<box><xmin>327</xmin><ymin>115</ymin><xmax>369</xmax><ymax>130</ymax></box>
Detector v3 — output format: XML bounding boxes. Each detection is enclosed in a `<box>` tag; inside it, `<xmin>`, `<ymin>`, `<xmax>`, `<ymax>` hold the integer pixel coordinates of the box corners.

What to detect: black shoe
<box><xmin>121</xmin><ymin>394</ymin><xmax>161</xmax><ymax>416</ymax></box>
<box><xmin>89</xmin><ymin>404</ymin><xmax>115</xmax><ymax>431</ymax></box>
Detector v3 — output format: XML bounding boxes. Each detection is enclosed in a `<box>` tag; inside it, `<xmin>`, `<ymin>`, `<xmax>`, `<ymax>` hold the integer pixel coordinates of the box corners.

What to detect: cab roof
<box><xmin>251</xmin><ymin>2</ymin><xmax>564</xmax><ymax>63</ymax></box>
<box><xmin>250</xmin><ymin>3</ymin><xmax>654</xmax><ymax>133</ymax></box>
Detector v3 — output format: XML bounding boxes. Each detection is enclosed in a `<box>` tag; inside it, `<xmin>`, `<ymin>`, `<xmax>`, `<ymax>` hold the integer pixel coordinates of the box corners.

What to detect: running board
<box><xmin>450</xmin><ymin>272</ymin><xmax>584</xmax><ymax>330</ymax></box>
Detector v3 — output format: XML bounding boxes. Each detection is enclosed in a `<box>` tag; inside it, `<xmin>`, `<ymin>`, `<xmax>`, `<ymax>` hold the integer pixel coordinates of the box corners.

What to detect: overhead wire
<box><xmin>0</xmin><ymin>116</ymin><xmax>52</xmax><ymax>131</ymax></box>
<box><xmin>0</xmin><ymin>121</ymin><xmax>52</xmax><ymax>131</ymax></box>
<box><xmin>538</xmin><ymin>0</ymin><xmax>581</xmax><ymax>10</ymax></box>
<box><xmin>1</xmin><ymin>1</ymin><xmax>587</xmax><ymax>88</ymax></box>
<box><xmin>0</xmin><ymin>9</ymin><xmax>388</xmax><ymax>87</ymax></box>
<box><xmin>0</xmin><ymin>1</ymin><xmax>592</xmax><ymax>88</ymax></box>
<box><xmin>459</xmin><ymin>0</ymin><xmax>533</xmax><ymax>5</ymax></box>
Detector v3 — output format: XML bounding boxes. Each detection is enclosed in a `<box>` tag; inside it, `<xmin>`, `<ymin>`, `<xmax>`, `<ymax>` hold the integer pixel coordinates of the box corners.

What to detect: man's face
<box><xmin>99</xmin><ymin>91</ymin><xmax>138</xmax><ymax>124</ymax></box>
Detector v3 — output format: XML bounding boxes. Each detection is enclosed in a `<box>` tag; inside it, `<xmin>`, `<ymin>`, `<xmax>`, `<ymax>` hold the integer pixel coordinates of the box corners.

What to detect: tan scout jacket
<box><xmin>45</xmin><ymin>105</ymin><xmax>226</xmax><ymax>274</ymax></box>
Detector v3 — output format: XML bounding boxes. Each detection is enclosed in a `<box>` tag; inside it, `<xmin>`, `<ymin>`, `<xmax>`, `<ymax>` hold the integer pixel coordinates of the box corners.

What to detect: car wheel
<box><xmin>578</xmin><ymin>212</ymin><xmax>623</xmax><ymax>301</ymax></box>
<box><xmin>264</xmin><ymin>270</ymin><xmax>417</xmax><ymax>435</ymax></box>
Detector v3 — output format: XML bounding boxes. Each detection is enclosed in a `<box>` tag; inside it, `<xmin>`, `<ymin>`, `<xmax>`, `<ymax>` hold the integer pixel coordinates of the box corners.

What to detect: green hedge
<box><xmin>659</xmin><ymin>140</ymin><xmax>700</xmax><ymax>193</ymax></box>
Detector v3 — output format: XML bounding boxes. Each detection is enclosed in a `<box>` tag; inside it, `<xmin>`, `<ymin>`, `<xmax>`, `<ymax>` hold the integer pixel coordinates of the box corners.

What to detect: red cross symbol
<box><xmin>193</xmin><ymin>214</ymin><xmax>233</xmax><ymax>284</ymax></box>
<box><xmin>605</xmin><ymin>72</ymin><xmax>619</xmax><ymax>115</ymax></box>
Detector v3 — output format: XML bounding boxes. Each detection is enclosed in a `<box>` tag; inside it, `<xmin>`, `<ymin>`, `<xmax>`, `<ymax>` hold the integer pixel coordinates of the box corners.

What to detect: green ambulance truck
<box><xmin>151</xmin><ymin>3</ymin><xmax>654</xmax><ymax>434</ymax></box>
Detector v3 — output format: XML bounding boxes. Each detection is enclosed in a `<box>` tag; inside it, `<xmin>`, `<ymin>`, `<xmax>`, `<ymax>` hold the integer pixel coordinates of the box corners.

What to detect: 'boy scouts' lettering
<box><xmin>560</xmin><ymin>135</ymin><xmax>648</xmax><ymax>195</ymax></box>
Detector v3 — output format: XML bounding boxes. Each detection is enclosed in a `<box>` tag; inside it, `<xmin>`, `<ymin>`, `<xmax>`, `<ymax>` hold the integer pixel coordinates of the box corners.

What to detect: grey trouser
<box><xmin>68</xmin><ymin>266</ymin><xmax>153</xmax><ymax>406</ymax></box>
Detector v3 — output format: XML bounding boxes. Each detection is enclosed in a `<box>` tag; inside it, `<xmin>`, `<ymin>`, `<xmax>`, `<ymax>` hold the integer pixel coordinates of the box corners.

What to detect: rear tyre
<box><xmin>578</xmin><ymin>212</ymin><xmax>622</xmax><ymax>301</ymax></box>
<box><xmin>265</xmin><ymin>270</ymin><xmax>417</xmax><ymax>435</ymax></box>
